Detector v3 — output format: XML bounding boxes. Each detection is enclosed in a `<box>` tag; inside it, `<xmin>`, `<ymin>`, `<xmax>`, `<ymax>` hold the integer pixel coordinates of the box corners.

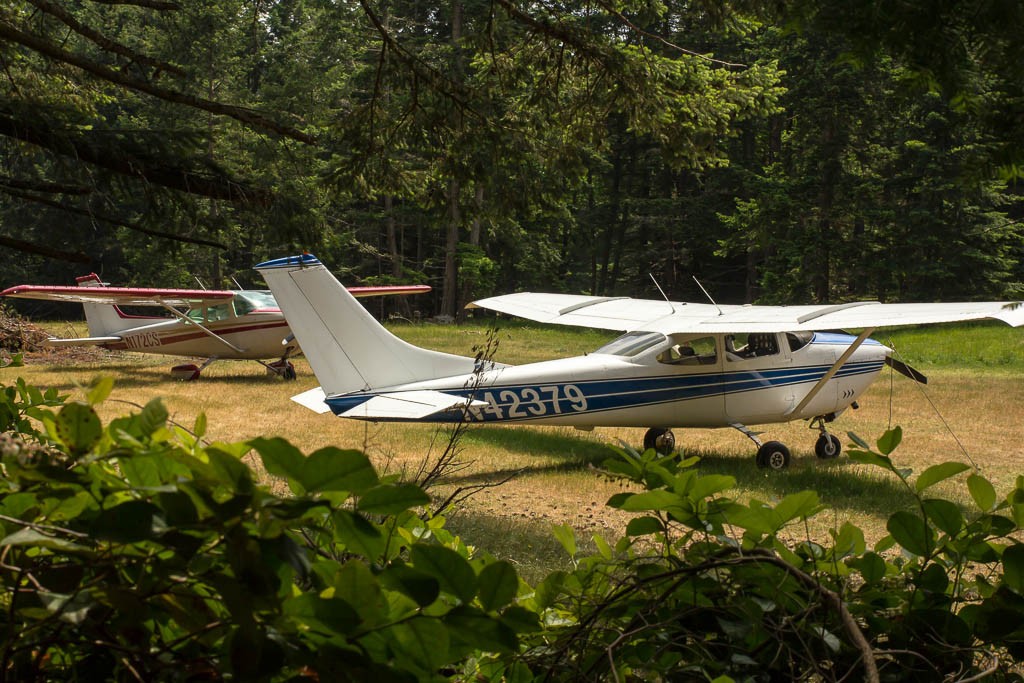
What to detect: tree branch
<box><xmin>0</xmin><ymin>235</ymin><xmax>91</xmax><ymax>263</ymax></box>
<box><xmin>0</xmin><ymin>175</ymin><xmax>91</xmax><ymax>195</ymax></box>
<box><xmin>0</xmin><ymin>110</ymin><xmax>273</xmax><ymax>205</ymax></box>
<box><xmin>1</xmin><ymin>184</ymin><xmax>228</xmax><ymax>249</ymax></box>
<box><xmin>86</xmin><ymin>0</ymin><xmax>181</xmax><ymax>9</ymax></box>
<box><xmin>0</xmin><ymin>20</ymin><xmax>315</xmax><ymax>144</ymax></box>
<box><xmin>25</xmin><ymin>0</ymin><xmax>187</xmax><ymax>77</ymax></box>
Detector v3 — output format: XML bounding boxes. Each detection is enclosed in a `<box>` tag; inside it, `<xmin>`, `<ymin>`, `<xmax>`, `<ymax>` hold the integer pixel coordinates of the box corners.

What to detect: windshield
<box><xmin>593</xmin><ymin>331</ymin><xmax>667</xmax><ymax>357</ymax></box>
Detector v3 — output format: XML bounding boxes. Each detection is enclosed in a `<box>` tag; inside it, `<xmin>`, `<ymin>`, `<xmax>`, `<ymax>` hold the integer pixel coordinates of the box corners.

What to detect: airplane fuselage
<box><xmin>99</xmin><ymin>311</ymin><xmax>291</xmax><ymax>360</ymax></box>
<box><xmin>324</xmin><ymin>331</ymin><xmax>888</xmax><ymax>429</ymax></box>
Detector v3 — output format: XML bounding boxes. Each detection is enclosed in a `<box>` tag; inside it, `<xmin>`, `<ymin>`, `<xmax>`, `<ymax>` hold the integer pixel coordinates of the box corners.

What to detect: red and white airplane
<box><xmin>2</xmin><ymin>273</ymin><xmax>429</xmax><ymax>380</ymax></box>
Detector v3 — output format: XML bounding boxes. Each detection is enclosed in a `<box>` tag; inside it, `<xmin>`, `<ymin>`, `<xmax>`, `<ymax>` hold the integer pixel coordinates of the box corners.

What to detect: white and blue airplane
<box><xmin>256</xmin><ymin>254</ymin><xmax>1024</xmax><ymax>470</ymax></box>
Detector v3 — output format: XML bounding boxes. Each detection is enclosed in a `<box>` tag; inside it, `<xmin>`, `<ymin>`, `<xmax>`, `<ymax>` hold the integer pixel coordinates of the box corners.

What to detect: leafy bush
<box><xmin>2</xmin><ymin>377</ymin><xmax>1023</xmax><ymax>682</ymax></box>
<box><xmin>0</xmin><ymin>378</ymin><xmax>532</xmax><ymax>682</ymax></box>
<box><xmin>512</xmin><ymin>431</ymin><xmax>1024</xmax><ymax>682</ymax></box>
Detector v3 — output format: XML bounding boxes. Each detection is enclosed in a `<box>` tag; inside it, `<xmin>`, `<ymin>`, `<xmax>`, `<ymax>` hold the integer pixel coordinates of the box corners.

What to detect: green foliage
<box><xmin>3</xmin><ymin>377</ymin><xmax>1024</xmax><ymax>681</ymax></box>
<box><xmin>507</xmin><ymin>438</ymin><xmax>1024</xmax><ymax>680</ymax></box>
<box><xmin>0</xmin><ymin>381</ymin><xmax>531</xmax><ymax>681</ymax></box>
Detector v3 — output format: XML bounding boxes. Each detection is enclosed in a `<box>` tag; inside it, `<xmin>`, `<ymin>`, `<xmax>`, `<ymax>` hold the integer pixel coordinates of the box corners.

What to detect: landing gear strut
<box><xmin>811</xmin><ymin>416</ymin><xmax>841</xmax><ymax>459</ymax></box>
<box><xmin>642</xmin><ymin>427</ymin><xmax>676</xmax><ymax>455</ymax></box>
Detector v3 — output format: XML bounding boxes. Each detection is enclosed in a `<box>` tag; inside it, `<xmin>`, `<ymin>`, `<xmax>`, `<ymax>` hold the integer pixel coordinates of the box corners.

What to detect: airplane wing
<box><xmin>468</xmin><ymin>293</ymin><xmax>1024</xmax><ymax>333</ymax></box>
<box><xmin>0</xmin><ymin>284</ymin><xmax>235</xmax><ymax>308</ymax></box>
<box><xmin>347</xmin><ymin>285</ymin><xmax>432</xmax><ymax>298</ymax></box>
<box><xmin>2</xmin><ymin>283</ymin><xmax>429</xmax><ymax>306</ymax></box>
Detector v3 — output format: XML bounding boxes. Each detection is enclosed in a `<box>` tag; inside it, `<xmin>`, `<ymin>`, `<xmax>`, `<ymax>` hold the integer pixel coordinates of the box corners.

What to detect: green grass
<box><xmin>12</xmin><ymin>316</ymin><xmax>1024</xmax><ymax>578</ymax></box>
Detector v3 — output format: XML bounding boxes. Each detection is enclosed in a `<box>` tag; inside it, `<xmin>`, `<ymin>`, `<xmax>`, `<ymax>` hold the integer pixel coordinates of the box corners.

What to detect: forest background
<box><xmin>2</xmin><ymin>0</ymin><xmax>1023</xmax><ymax>317</ymax></box>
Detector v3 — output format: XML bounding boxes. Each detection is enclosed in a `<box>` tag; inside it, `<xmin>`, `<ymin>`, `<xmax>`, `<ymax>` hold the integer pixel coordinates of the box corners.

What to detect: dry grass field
<box><xmin>8</xmin><ymin>319</ymin><xmax>1024</xmax><ymax>579</ymax></box>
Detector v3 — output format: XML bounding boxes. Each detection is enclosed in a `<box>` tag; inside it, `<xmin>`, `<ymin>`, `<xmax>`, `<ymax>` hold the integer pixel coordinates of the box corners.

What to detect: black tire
<box><xmin>815</xmin><ymin>433</ymin><xmax>841</xmax><ymax>459</ymax></box>
<box><xmin>643</xmin><ymin>428</ymin><xmax>676</xmax><ymax>455</ymax></box>
<box><xmin>756</xmin><ymin>441</ymin><xmax>791</xmax><ymax>470</ymax></box>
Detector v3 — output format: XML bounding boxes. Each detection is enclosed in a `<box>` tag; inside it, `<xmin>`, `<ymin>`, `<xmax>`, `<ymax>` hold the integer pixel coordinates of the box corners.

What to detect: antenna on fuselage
<box><xmin>230</xmin><ymin>277</ymin><xmax>243</xmax><ymax>290</ymax></box>
<box><xmin>648</xmin><ymin>274</ymin><xmax>676</xmax><ymax>314</ymax></box>
<box><xmin>692</xmin><ymin>276</ymin><xmax>723</xmax><ymax>316</ymax></box>
<box><xmin>194</xmin><ymin>276</ymin><xmax>208</xmax><ymax>290</ymax></box>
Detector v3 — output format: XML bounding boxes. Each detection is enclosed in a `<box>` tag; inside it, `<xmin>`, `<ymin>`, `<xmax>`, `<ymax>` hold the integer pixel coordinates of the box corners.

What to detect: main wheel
<box><xmin>815</xmin><ymin>433</ymin><xmax>841</xmax><ymax>459</ymax></box>
<box><xmin>756</xmin><ymin>441</ymin><xmax>791</xmax><ymax>470</ymax></box>
<box><xmin>642</xmin><ymin>428</ymin><xmax>676</xmax><ymax>455</ymax></box>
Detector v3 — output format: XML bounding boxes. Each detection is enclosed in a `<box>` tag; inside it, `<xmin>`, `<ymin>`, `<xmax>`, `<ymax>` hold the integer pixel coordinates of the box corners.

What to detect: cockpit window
<box><xmin>594</xmin><ymin>331</ymin><xmax>667</xmax><ymax>357</ymax></box>
<box><xmin>787</xmin><ymin>331</ymin><xmax>813</xmax><ymax>352</ymax></box>
<box><xmin>726</xmin><ymin>333</ymin><xmax>780</xmax><ymax>361</ymax></box>
<box><xmin>657</xmin><ymin>335</ymin><xmax>718</xmax><ymax>365</ymax></box>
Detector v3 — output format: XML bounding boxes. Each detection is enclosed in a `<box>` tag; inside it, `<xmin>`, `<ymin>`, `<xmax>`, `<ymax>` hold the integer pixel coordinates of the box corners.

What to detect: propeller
<box><xmin>885</xmin><ymin>356</ymin><xmax>928</xmax><ymax>384</ymax></box>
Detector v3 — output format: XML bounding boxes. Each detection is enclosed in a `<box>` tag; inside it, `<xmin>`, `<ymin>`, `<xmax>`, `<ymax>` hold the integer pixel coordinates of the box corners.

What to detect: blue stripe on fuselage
<box><xmin>325</xmin><ymin>360</ymin><xmax>885</xmax><ymax>423</ymax></box>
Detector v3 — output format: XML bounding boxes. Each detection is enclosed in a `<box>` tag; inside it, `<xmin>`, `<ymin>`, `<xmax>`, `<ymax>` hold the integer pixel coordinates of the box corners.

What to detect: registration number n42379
<box><xmin>466</xmin><ymin>384</ymin><xmax>588</xmax><ymax>421</ymax></box>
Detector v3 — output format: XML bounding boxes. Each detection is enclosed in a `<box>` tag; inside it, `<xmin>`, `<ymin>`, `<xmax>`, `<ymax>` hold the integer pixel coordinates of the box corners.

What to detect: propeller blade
<box><xmin>885</xmin><ymin>356</ymin><xmax>928</xmax><ymax>384</ymax></box>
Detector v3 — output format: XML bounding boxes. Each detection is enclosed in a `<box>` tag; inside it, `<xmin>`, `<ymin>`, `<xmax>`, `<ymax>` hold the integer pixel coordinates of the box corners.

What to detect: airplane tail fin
<box><xmin>76</xmin><ymin>274</ymin><xmax>147</xmax><ymax>336</ymax></box>
<box><xmin>255</xmin><ymin>255</ymin><xmax>479</xmax><ymax>396</ymax></box>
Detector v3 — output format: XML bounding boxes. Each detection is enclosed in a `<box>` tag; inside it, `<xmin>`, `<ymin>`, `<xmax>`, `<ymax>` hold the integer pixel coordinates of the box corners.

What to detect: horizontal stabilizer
<box><xmin>290</xmin><ymin>387</ymin><xmax>332</xmax><ymax>414</ymax></box>
<box><xmin>44</xmin><ymin>336</ymin><xmax>121</xmax><ymax>347</ymax></box>
<box><xmin>338</xmin><ymin>391</ymin><xmax>487</xmax><ymax>420</ymax></box>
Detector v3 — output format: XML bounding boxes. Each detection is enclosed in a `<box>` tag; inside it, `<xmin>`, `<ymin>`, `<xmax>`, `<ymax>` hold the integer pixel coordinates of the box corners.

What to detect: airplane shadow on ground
<box><xmin>36</xmin><ymin>364</ymin><xmax>293</xmax><ymax>389</ymax></box>
<box><xmin>447</xmin><ymin>428</ymin><xmax>918</xmax><ymax>518</ymax></box>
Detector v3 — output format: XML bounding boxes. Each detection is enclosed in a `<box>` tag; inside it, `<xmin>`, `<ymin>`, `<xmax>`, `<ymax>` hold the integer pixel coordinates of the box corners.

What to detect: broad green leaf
<box><xmin>85</xmin><ymin>376</ymin><xmax>114</xmax><ymax>406</ymax></box>
<box><xmin>283</xmin><ymin>593</ymin><xmax>361</xmax><ymax>636</ymax></box>
<box><xmin>592</xmin><ymin>533</ymin><xmax>613</xmax><ymax>561</ymax></box>
<box><xmin>1003</xmin><ymin>544</ymin><xmax>1024</xmax><ymax>594</ymax></box>
<box><xmin>774</xmin><ymin>490</ymin><xmax>821</xmax><ymax>524</ymax></box>
<box><xmin>379</xmin><ymin>563</ymin><xmax>440</xmax><ymax>608</ymax></box>
<box><xmin>302</xmin><ymin>447</ymin><xmax>378</xmax><ymax>494</ymax></box>
<box><xmin>90</xmin><ymin>501</ymin><xmax>162</xmax><ymax>542</ymax></box>
<box><xmin>39</xmin><ymin>591</ymin><xmax>93</xmax><ymax>625</ymax></box>
<box><xmin>967</xmin><ymin>474</ymin><xmax>997</xmax><ymax>511</ymax></box>
<box><xmin>849</xmin><ymin>552</ymin><xmax>887</xmax><ymax>583</ymax></box>
<box><xmin>332</xmin><ymin>509</ymin><xmax>384</xmax><ymax>560</ymax></box>
<box><xmin>138</xmin><ymin>399</ymin><xmax>168</xmax><ymax>435</ymax></box>
<box><xmin>193</xmin><ymin>412</ymin><xmax>207</xmax><ymax>440</ymax></box>
<box><xmin>358</xmin><ymin>483</ymin><xmax>429</xmax><ymax>515</ymax></box>
<box><xmin>1</xmin><ymin>527</ymin><xmax>88</xmax><ymax>552</ymax></box>
<box><xmin>887</xmin><ymin>511</ymin><xmax>933</xmax><ymax>556</ymax></box>
<box><xmin>616</xmin><ymin>489</ymin><xmax>685</xmax><ymax>512</ymax></box>
<box><xmin>922</xmin><ymin>498</ymin><xmax>964</xmax><ymax>536</ymax></box>
<box><xmin>552</xmin><ymin>524</ymin><xmax>577</xmax><ymax>557</ymax></box>
<box><xmin>410</xmin><ymin>543</ymin><xmax>477</xmax><ymax>603</ymax></box>
<box><xmin>445</xmin><ymin>606</ymin><xmax>518</xmax><ymax>654</ymax></box>
<box><xmin>626</xmin><ymin>516</ymin><xmax>664</xmax><ymax>536</ymax></box>
<box><xmin>877</xmin><ymin>426</ymin><xmax>902</xmax><ymax>455</ymax></box>
<box><xmin>54</xmin><ymin>402</ymin><xmax>101</xmax><ymax>455</ymax></box>
<box><xmin>390</xmin><ymin>618</ymin><xmax>450</xmax><ymax>672</ymax></box>
<box><xmin>847</xmin><ymin>450</ymin><xmax>893</xmax><ymax>471</ymax></box>
<box><xmin>831</xmin><ymin>522</ymin><xmax>866</xmax><ymax>559</ymax></box>
<box><xmin>477</xmin><ymin>561</ymin><xmax>518</xmax><ymax>612</ymax></box>
<box><xmin>207</xmin><ymin>448</ymin><xmax>253</xmax><ymax>491</ymax></box>
<box><xmin>688</xmin><ymin>474</ymin><xmax>736</xmax><ymax>501</ymax></box>
<box><xmin>915</xmin><ymin>462</ymin><xmax>970</xmax><ymax>492</ymax></box>
<box><xmin>847</xmin><ymin>431</ymin><xmax>871</xmax><ymax>450</ymax></box>
<box><xmin>250</xmin><ymin>437</ymin><xmax>305</xmax><ymax>489</ymax></box>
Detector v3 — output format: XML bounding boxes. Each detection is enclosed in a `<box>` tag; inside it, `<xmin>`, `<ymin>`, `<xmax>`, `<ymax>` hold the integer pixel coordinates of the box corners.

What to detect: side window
<box><xmin>657</xmin><ymin>336</ymin><xmax>718</xmax><ymax>365</ymax></box>
<box><xmin>726</xmin><ymin>333</ymin><xmax>780</xmax><ymax>362</ymax></box>
<box><xmin>205</xmin><ymin>303</ymin><xmax>233</xmax><ymax>322</ymax></box>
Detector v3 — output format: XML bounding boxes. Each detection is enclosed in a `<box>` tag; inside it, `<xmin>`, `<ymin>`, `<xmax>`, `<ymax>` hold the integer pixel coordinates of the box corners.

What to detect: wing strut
<box><xmin>154</xmin><ymin>300</ymin><xmax>247</xmax><ymax>354</ymax></box>
<box><xmin>786</xmin><ymin>328</ymin><xmax>876</xmax><ymax>417</ymax></box>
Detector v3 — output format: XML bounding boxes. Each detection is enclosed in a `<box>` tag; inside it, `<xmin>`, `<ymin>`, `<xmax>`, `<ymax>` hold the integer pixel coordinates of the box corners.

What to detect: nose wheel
<box><xmin>642</xmin><ymin>427</ymin><xmax>676</xmax><ymax>454</ymax></box>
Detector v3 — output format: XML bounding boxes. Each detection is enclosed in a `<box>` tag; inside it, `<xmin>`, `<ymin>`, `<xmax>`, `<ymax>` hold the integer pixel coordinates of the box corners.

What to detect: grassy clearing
<box><xmin>9</xmin><ymin>319</ymin><xmax>1024</xmax><ymax>580</ymax></box>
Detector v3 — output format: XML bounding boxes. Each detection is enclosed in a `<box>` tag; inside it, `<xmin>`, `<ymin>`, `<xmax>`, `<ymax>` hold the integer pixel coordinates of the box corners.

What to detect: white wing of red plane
<box><xmin>0</xmin><ymin>284</ymin><xmax>235</xmax><ymax>308</ymax></box>
<box><xmin>467</xmin><ymin>294</ymin><xmax>1024</xmax><ymax>332</ymax></box>
<box><xmin>1</xmin><ymin>283</ymin><xmax>431</xmax><ymax>307</ymax></box>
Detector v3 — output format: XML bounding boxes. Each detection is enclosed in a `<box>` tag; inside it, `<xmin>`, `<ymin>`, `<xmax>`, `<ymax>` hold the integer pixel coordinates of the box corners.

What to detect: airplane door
<box><xmin>724</xmin><ymin>333</ymin><xmax>821</xmax><ymax>423</ymax></box>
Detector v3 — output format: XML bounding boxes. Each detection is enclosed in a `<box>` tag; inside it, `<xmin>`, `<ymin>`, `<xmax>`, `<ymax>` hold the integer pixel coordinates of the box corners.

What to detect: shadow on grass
<box><xmin>35</xmin><ymin>363</ymin><xmax>294</xmax><ymax>389</ymax></box>
<box><xmin>447</xmin><ymin>430</ymin><xmax>918</xmax><ymax>519</ymax></box>
<box><xmin>460</xmin><ymin>426</ymin><xmax>620</xmax><ymax>467</ymax></box>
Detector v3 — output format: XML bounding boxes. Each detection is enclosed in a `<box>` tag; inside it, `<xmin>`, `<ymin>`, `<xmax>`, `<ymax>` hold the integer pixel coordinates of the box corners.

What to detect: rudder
<box><xmin>255</xmin><ymin>254</ymin><xmax>479</xmax><ymax>396</ymax></box>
